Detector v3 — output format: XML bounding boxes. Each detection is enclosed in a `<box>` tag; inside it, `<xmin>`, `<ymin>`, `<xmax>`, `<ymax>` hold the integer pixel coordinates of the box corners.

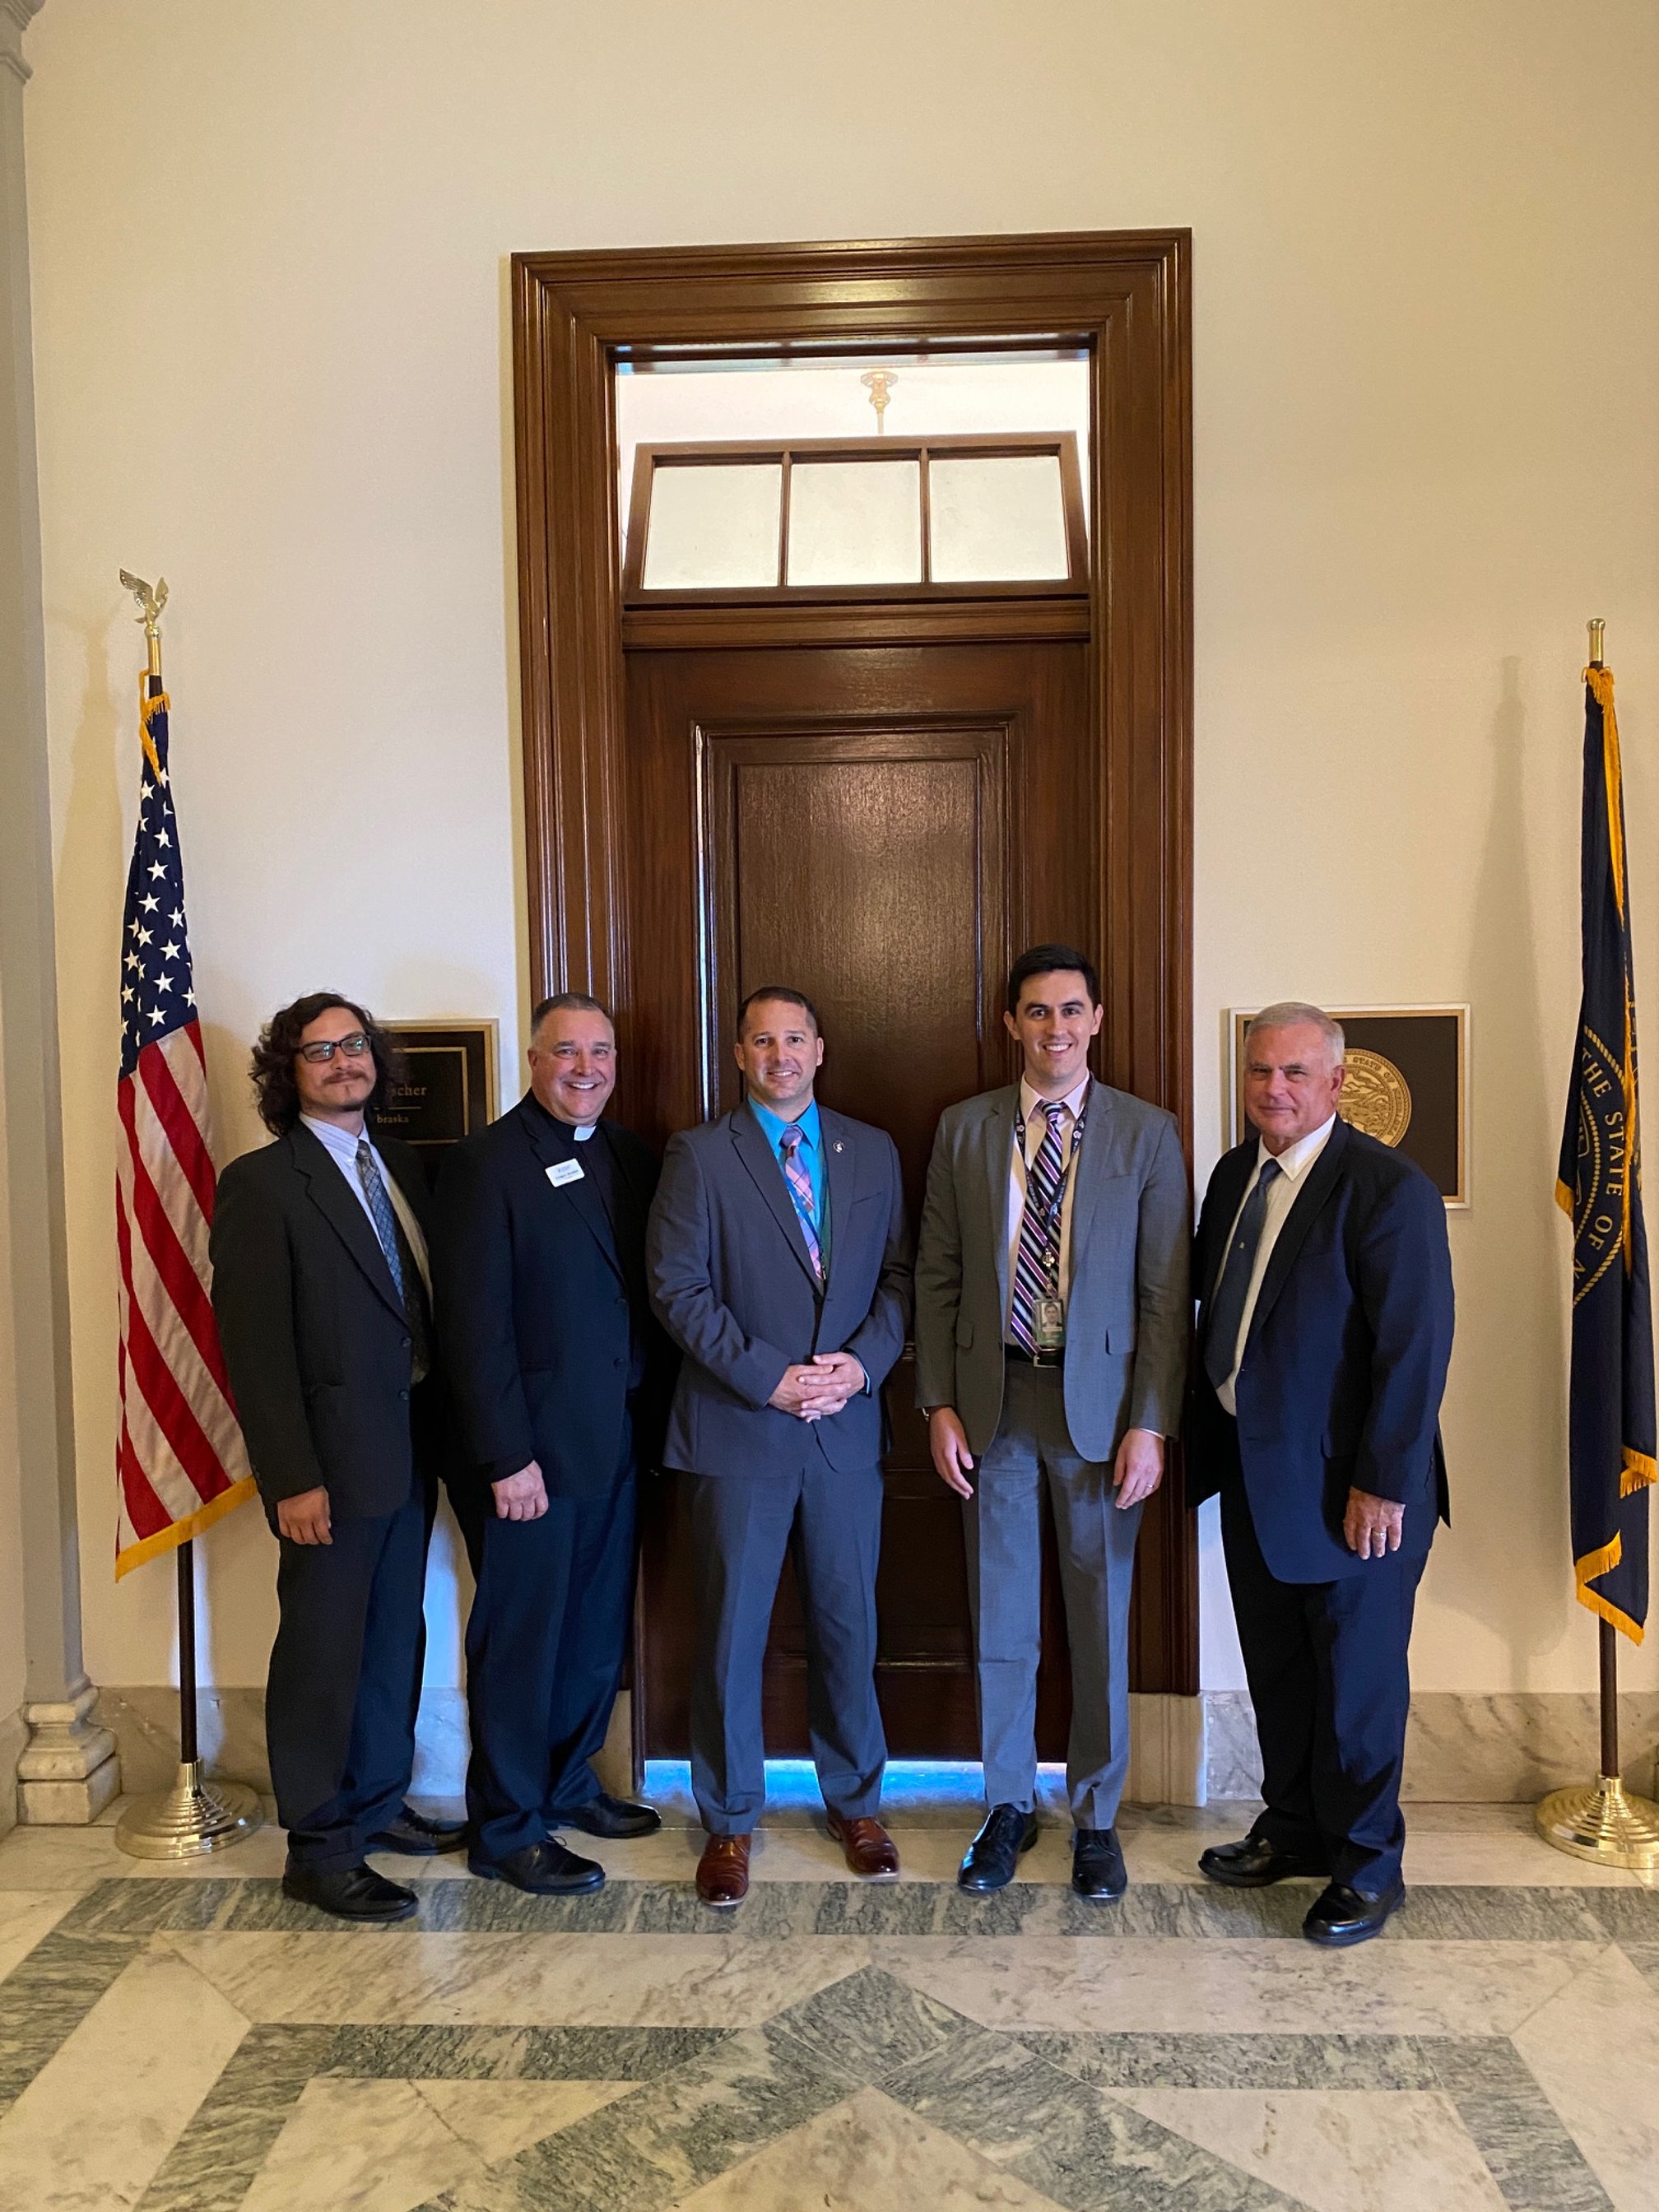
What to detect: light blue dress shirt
<box><xmin>749</xmin><ymin>1094</ymin><xmax>831</xmax><ymax>1269</ymax></box>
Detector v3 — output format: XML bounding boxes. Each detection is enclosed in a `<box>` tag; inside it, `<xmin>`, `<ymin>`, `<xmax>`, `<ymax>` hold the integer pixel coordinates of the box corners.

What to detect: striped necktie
<box><xmin>1011</xmin><ymin>1101</ymin><xmax>1069</xmax><ymax>1355</ymax></box>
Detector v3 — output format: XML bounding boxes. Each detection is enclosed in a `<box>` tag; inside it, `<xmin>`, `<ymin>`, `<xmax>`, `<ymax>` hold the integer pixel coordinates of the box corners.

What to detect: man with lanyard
<box><xmin>915</xmin><ymin>946</ymin><xmax>1189</xmax><ymax>1897</ymax></box>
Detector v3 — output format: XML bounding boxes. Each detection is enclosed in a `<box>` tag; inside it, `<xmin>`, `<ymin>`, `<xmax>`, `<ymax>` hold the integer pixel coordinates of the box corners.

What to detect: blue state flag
<box><xmin>1557</xmin><ymin>662</ymin><xmax>1655</xmax><ymax>1641</ymax></box>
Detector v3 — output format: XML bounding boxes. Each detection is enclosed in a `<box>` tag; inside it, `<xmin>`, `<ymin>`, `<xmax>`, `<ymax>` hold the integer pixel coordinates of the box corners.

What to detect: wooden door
<box><xmin>509</xmin><ymin>233</ymin><xmax>1196</xmax><ymax>1733</ymax></box>
<box><xmin>621</xmin><ymin>639</ymin><xmax>1094</xmax><ymax>1756</ymax></box>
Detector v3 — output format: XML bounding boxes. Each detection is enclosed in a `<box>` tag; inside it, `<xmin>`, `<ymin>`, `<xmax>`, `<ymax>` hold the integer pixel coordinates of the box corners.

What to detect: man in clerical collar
<box><xmin>434</xmin><ymin>993</ymin><xmax>671</xmax><ymax>1896</ymax></box>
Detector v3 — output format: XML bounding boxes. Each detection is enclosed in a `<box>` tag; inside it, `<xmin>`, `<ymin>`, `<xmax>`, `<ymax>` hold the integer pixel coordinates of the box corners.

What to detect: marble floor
<box><xmin>1</xmin><ymin>1781</ymin><xmax>1657</xmax><ymax>2212</ymax></box>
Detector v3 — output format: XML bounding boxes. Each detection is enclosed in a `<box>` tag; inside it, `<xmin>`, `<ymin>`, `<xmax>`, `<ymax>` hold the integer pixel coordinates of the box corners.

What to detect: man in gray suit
<box><xmin>915</xmin><ymin>945</ymin><xmax>1189</xmax><ymax>1898</ymax></box>
<box><xmin>648</xmin><ymin>987</ymin><xmax>912</xmax><ymax>1908</ymax></box>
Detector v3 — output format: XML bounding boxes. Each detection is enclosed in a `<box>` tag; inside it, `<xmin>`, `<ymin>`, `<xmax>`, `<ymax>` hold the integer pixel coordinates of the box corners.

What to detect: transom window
<box><xmin>622</xmin><ymin>433</ymin><xmax>1086</xmax><ymax>601</ymax></box>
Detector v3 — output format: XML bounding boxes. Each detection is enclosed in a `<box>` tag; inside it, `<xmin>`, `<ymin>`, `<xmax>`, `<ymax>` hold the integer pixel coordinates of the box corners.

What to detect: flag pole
<box><xmin>113</xmin><ymin>574</ymin><xmax>260</xmax><ymax>1860</ymax></box>
<box><xmin>1536</xmin><ymin>617</ymin><xmax>1659</xmax><ymax>1871</ymax></box>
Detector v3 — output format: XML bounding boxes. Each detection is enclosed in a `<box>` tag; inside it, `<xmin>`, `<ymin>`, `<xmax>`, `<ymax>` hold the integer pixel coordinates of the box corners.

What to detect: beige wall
<box><xmin>21</xmin><ymin>0</ymin><xmax>1659</xmax><ymax>1698</ymax></box>
<box><xmin>0</xmin><ymin>980</ymin><xmax>30</xmax><ymax>1802</ymax></box>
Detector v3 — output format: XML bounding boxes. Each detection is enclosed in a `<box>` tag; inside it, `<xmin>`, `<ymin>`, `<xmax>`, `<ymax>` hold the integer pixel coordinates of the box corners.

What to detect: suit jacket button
<box><xmin>613</xmin><ymin>1357</ymin><xmax>625</xmax><ymax>1369</ymax></box>
<box><xmin>401</xmin><ymin>1336</ymin><xmax>411</xmax><ymax>1350</ymax></box>
<box><xmin>398</xmin><ymin>1387</ymin><xmax>410</xmax><ymax>1401</ymax></box>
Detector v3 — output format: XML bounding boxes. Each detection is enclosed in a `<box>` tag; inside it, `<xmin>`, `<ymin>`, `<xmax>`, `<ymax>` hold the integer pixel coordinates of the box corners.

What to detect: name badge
<box><xmin>546</xmin><ymin>1160</ymin><xmax>585</xmax><ymax>1189</ymax></box>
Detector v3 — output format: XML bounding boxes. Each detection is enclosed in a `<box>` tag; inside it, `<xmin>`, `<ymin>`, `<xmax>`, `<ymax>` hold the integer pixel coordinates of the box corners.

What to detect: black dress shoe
<box><xmin>555</xmin><ymin>1793</ymin><xmax>662</xmax><ymax>1841</ymax></box>
<box><xmin>1303</xmin><ymin>1880</ymin><xmax>1404</xmax><ymax>1946</ymax></box>
<box><xmin>1198</xmin><ymin>1833</ymin><xmax>1331</xmax><ymax>1889</ymax></box>
<box><xmin>468</xmin><ymin>1838</ymin><xmax>606</xmax><ymax>1895</ymax></box>
<box><xmin>958</xmin><ymin>1805</ymin><xmax>1040</xmax><ymax>1892</ymax></box>
<box><xmin>1071</xmin><ymin>1826</ymin><xmax>1127</xmax><ymax>1902</ymax></box>
<box><xmin>366</xmin><ymin>1805</ymin><xmax>469</xmax><ymax>1856</ymax></box>
<box><xmin>281</xmin><ymin>1862</ymin><xmax>418</xmax><ymax>1922</ymax></box>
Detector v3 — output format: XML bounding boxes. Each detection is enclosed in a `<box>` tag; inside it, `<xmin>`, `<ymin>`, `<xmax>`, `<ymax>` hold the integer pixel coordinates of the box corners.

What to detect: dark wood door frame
<box><xmin>511</xmin><ymin>229</ymin><xmax>1197</xmax><ymax>1692</ymax></box>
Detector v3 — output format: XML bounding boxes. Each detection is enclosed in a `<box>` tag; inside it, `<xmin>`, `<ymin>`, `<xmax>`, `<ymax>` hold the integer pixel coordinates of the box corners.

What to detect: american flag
<box><xmin>114</xmin><ymin>683</ymin><xmax>252</xmax><ymax>1578</ymax></box>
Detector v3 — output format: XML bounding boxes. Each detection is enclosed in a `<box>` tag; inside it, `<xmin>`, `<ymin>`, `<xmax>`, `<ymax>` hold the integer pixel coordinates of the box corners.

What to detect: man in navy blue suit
<box><xmin>435</xmin><ymin>993</ymin><xmax>671</xmax><ymax>1895</ymax></box>
<box><xmin>1187</xmin><ymin>1002</ymin><xmax>1453</xmax><ymax>1946</ymax></box>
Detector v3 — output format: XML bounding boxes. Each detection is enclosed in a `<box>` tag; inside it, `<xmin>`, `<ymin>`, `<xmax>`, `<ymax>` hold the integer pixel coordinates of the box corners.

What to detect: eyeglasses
<box><xmin>298</xmin><ymin>1033</ymin><xmax>371</xmax><ymax>1064</ymax></box>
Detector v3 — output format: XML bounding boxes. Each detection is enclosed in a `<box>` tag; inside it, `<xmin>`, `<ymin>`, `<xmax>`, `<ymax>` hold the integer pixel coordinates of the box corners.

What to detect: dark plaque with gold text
<box><xmin>376</xmin><ymin>1021</ymin><xmax>500</xmax><ymax>1152</ymax></box>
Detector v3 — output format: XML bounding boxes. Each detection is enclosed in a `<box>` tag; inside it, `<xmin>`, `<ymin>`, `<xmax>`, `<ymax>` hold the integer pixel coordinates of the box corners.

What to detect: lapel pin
<box><xmin>833</xmin><ymin>1141</ymin><xmax>844</xmax><ymax>1153</ymax></box>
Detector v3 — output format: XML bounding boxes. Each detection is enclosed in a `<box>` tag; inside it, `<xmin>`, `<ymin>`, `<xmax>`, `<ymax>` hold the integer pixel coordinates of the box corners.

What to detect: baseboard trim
<box><xmin>0</xmin><ymin>1704</ymin><xmax>26</xmax><ymax>1837</ymax></box>
<box><xmin>1202</xmin><ymin>1688</ymin><xmax>1659</xmax><ymax>1805</ymax></box>
<box><xmin>92</xmin><ymin>1685</ymin><xmax>1657</xmax><ymax>1815</ymax></box>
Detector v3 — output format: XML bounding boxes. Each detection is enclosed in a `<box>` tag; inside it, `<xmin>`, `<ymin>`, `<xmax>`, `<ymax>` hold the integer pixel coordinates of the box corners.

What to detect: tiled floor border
<box><xmin>5</xmin><ymin>1879</ymin><xmax>1650</xmax><ymax>2210</ymax></box>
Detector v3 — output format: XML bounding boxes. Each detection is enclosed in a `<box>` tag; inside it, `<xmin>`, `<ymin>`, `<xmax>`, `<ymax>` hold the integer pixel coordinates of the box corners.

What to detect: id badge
<box><xmin>1034</xmin><ymin>1296</ymin><xmax>1066</xmax><ymax>1351</ymax></box>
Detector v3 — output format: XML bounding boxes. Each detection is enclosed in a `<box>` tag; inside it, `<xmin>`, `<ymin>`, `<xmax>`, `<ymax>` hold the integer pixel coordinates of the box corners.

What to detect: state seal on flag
<box><xmin>1340</xmin><ymin>1048</ymin><xmax>1412</xmax><ymax>1148</ymax></box>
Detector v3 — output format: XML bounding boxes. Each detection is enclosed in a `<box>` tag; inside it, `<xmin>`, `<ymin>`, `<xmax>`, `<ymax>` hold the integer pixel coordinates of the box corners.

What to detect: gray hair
<box><xmin>1244</xmin><ymin>1001</ymin><xmax>1345</xmax><ymax>1066</ymax></box>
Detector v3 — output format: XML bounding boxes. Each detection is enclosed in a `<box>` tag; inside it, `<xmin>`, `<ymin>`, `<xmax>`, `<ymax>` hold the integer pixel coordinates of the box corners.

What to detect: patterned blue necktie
<box><xmin>356</xmin><ymin>1140</ymin><xmax>431</xmax><ymax>1380</ymax></box>
<box><xmin>1202</xmin><ymin>1157</ymin><xmax>1281</xmax><ymax>1392</ymax></box>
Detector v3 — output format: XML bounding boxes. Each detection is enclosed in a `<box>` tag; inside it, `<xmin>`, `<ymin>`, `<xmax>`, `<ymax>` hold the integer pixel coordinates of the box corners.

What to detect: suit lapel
<box><xmin>732</xmin><ymin>1104</ymin><xmax>820</xmax><ymax>1288</ymax></box>
<box><xmin>1066</xmin><ymin>1080</ymin><xmax>1115</xmax><ymax>1280</ymax></box>
<box><xmin>288</xmin><ymin>1124</ymin><xmax>405</xmax><ymax>1322</ymax></box>
<box><xmin>982</xmin><ymin>1089</ymin><xmax>1018</xmax><ymax>1316</ymax></box>
<box><xmin>1243</xmin><ymin>1118</ymin><xmax>1350</xmax><ymax>1350</ymax></box>
<box><xmin>820</xmin><ymin>1108</ymin><xmax>853</xmax><ymax>1285</ymax></box>
<box><xmin>516</xmin><ymin>1099</ymin><xmax>625</xmax><ymax>1288</ymax></box>
<box><xmin>1199</xmin><ymin>1144</ymin><xmax>1258</xmax><ymax>1310</ymax></box>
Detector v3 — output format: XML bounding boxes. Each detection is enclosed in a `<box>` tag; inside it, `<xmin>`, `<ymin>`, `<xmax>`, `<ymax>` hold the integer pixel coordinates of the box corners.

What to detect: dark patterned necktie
<box><xmin>1011</xmin><ymin>1101</ymin><xmax>1069</xmax><ymax>1355</ymax></box>
<box><xmin>778</xmin><ymin>1124</ymin><xmax>824</xmax><ymax>1280</ymax></box>
<box><xmin>1202</xmin><ymin>1157</ymin><xmax>1282</xmax><ymax>1392</ymax></box>
<box><xmin>356</xmin><ymin>1140</ymin><xmax>432</xmax><ymax>1379</ymax></box>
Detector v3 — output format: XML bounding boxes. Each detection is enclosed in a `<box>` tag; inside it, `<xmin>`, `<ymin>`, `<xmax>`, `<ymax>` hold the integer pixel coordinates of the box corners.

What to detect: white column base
<box><xmin>17</xmin><ymin>1680</ymin><xmax>121</xmax><ymax>1824</ymax></box>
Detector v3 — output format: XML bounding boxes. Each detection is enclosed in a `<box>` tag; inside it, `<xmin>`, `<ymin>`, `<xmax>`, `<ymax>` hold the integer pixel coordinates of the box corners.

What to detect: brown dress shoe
<box><xmin>695</xmin><ymin>1832</ymin><xmax>751</xmax><ymax>1908</ymax></box>
<box><xmin>826</xmin><ymin>1811</ymin><xmax>900</xmax><ymax>1880</ymax></box>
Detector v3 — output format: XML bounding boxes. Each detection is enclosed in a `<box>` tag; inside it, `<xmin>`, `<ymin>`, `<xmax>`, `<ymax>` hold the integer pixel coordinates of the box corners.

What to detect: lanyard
<box><xmin>1015</xmin><ymin>1089</ymin><xmax>1090</xmax><ymax>1263</ymax></box>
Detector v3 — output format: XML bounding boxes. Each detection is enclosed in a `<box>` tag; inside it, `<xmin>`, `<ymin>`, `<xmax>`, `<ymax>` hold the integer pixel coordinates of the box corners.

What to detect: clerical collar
<box><xmin>526</xmin><ymin>1093</ymin><xmax>602</xmax><ymax>1143</ymax></box>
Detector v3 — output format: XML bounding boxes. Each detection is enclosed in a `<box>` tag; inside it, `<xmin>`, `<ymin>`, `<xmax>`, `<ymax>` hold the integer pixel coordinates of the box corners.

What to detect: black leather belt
<box><xmin>1005</xmin><ymin>1344</ymin><xmax>1065</xmax><ymax>1369</ymax></box>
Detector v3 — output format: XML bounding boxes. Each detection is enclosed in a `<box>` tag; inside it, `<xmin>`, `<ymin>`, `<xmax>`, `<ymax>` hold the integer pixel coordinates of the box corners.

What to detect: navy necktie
<box><xmin>356</xmin><ymin>1139</ymin><xmax>431</xmax><ymax>1382</ymax></box>
<box><xmin>1202</xmin><ymin>1157</ymin><xmax>1281</xmax><ymax>1393</ymax></box>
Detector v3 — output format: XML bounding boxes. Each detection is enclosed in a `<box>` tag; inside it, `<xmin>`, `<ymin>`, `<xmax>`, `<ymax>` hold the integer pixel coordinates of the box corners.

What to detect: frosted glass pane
<box><xmin>928</xmin><ymin>453</ymin><xmax>1071</xmax><ymax>582</ymax></box>
<box><xmin>643</xmin><ymin>463</ymin><xmax>782</xmax><ymax>588</ymax></box>
<box><xmin>787</xmin><ymin>459</ymin><xmax>922</xmax><ymax>585</ymax></box>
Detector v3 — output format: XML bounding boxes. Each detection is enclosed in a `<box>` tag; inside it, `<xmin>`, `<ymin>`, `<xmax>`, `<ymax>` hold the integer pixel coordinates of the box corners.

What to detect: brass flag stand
<box><xmin>1536</xmin><ymin>618</ymin><xmax>1659</xmax><ymax>1873</ymax></box>
<box><xmin>112</xmin><ymin>573</ymin><xmax>261</xmax><ymax>1861</ymax></box>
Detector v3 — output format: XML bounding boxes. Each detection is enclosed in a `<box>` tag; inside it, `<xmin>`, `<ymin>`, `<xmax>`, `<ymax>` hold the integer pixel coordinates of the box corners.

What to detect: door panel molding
<box><xmin>512</xmin><ymin>230</ymin><xmax>1196</xmax><ymax>1690</ymax></box>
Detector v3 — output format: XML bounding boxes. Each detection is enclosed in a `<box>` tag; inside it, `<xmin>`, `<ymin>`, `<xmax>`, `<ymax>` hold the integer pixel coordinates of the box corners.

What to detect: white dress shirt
<box><xmin>1214</xmin><ymin>1113</ymin><xmax>1337</xmax><ymax>1414</ymax></box>
<box><xmin>1004</xmin><ymin>1072</ymin><xmax>1090</xmax><ymax>1345</ymax></box>
<box><xmin>299</xmin><ymin>1113</ymin><xmax>431</xmax><ymax>1298</ymax></box>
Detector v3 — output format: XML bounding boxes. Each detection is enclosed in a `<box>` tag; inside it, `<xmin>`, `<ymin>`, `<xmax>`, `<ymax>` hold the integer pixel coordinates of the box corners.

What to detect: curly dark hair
<box><xmin>249</xmin><ymin>992</ymin><xmax>406</xmax><ymax>1135</ymax></box>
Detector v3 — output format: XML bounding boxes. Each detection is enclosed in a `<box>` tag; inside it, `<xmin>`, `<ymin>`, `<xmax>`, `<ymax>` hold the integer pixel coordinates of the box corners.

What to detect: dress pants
<box><xmin>464</xmin><ymin>1417</ymin><xmax>638</xmax><ymax>1864</ymax></box>
<box><xmin>965</xmin><ymin>1361</ymin><xmax>1142</xmax><ymax>1828</ymax></box>
<box><xmin>267</xmin><ymin>1487</ymin><xmax>428</xmax><ymax>1871</ymax></box>
<box><xmin>689</xmin><ymin>1456</ymin><xmax>886</xmax><ymax>1835</ymax></box>
<box><xmin>1220</xmin><ymin>1468</ymin><xmax>1425</xmax><ymax>1892</ymax></box>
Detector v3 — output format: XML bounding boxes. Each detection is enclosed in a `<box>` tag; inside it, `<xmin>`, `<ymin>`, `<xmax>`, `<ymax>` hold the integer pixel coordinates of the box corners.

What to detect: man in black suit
<box><xmin>647</xmin><ymin>988</ymin><xmax>912</xmax><ymax>1908</ymax></box>
<box><xmin>1187</xmin><ymin>1001</ymin><xmax>1453</xmax><ymax>1946</ymax></box>
<box><xmin>434</xmin><ymin>992</ymin><xmax>667</xmax><ymax>1895</ymax></box>
<box><xmin>211</xmin><ymin>994</ymin><xmax>466</xmax><ymax>1923</ymax></box>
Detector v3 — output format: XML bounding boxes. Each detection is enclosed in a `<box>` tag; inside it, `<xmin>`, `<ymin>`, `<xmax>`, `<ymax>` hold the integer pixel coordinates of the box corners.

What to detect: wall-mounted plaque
<box><xmin>377</xmin><ymin>1020</ymin><xmax>500</xmax><ymax>1151</ymax></box>
<box><xmin>1229</xmin><ymin>1006</ymin><xmax>1469</xmax><ymax>1208</ymax></box>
